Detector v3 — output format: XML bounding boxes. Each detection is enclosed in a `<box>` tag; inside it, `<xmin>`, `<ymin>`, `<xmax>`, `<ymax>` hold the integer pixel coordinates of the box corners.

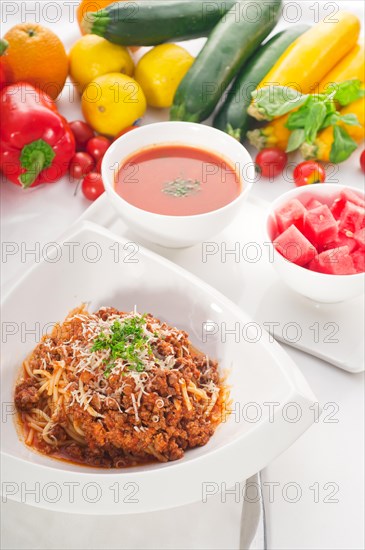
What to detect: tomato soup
<box><xmin>114</xmin><ymin>144</ymin><xmax>242</xmax><ymax>216</ymax></box>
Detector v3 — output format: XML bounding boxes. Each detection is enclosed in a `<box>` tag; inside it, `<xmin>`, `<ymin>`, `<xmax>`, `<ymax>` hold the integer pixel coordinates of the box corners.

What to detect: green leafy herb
<box><xmin>322</xmin><ymin>112</ymin><xmax>340</xmax><ymax>128</ymax></box>
<box><xmin>259</xmin><ymin>79</ymin><xmax>365</xmax><ymax>156</ymax></box>
<box><xmin>304</xmin><ymin>102</ymin><xmax>327</xmax><ymax>143</ymax></box>
<box><xmin>162</xmin><ymin>177</ymin><xmax>201</xmax><ymax>198</ymax></box>
<box><xmin>251</xmin><ymin>80</ymin><xmax>364</xmax><ymax>124</ymax></box>
<box><xmin>327</xmin><ymin>79</ymin><xmax>365</xmax><ymax>106</ymax></box>
<box><xmin>329</xmin><ymin>126</ymin><xmax>358</xmax><ymax>164</ymax></box>
<box><xmin>337</xmin><ymin>113</ymin><xmax>361</xmax><ymax>126</ymax></box>
<box><xmin>286</xmin><ymin>129</ymin><xmax>305</xmax><ymax>153</ymax></box>
<box><xmin>91</xmin><ymin>316</ymin><xmax>153</xmax><ymax>377</ymax></box>
<box><xmin>286</xmin><ymin>109</ymin><xmax>308</xmax><ymax>130</ymax></box>
<box><xmin>249</xmin><ymin>86</ymin><xmax>308</xmax><ymax>121</ymax></box>
<box><xmin>319</xmin><ymin>102</ymin><xmax>337</xmax><ymax>129</ymax></box>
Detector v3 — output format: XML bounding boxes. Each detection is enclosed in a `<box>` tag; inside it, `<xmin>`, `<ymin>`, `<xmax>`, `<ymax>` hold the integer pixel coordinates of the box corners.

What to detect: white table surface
<box><xmin>1</xmin><ymin>1</ymin><xmax>364</xmax><ymax>549</ymax></box>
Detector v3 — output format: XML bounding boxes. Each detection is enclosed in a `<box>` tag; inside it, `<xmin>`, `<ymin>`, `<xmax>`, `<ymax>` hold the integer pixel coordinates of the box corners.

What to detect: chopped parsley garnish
<box><xmin>91</xmin><ymin>316</ymin><xmax>153</xmax><ymax>377</ymax></box>
<box><xmin>162</xmin><ymin>177</ymin><xmax>201</xmax><ymax>198</ymax></box>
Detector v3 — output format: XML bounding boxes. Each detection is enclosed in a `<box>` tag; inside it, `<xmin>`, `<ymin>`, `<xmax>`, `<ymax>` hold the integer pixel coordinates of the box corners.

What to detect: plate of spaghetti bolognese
<box><xmin>1</xmin><ymin>220</ymin><xmax>317</xmax><ymax>514</ymax></box>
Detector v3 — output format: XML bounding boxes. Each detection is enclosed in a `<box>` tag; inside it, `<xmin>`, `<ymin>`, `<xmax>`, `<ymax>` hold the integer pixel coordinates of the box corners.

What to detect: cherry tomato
<box><xmin>95</xmin><ymin>157</ymin><xmax>102</xmax><ymax>173</ymax></box>
<box><xmin>81</xmin><ymin>172</ymin><xmax>104</xmax><ymax>201</ymax></box>
<box><xmin>293</xmin><ymin>161</ymin><xmax>326</xmax><ymax>186</ymax></box>
<box><xmin>255</xmin><ymin>148</ymin><xmax>287</xmax><ymax>179</ymax></box>
<box><xmin>86</xmin><ymin>136</ymin><xmax>111</xmax><ymax>162</ymax></box>
<box><xmin>69</xmin><ymin>120</ymin><xmax>95</xmax><ymax>151</ymax></box>
<box><xmin>114</xmin><ymin>126</ymin><xmax>138</xmax><ymax>141</ymax></box>
<box><xmin>69</xmin><ymin>152</ymin><xmax>94</xmax><ymax>180</ymax></box>
<box><xmin>360</xmin><ymin>150</ymin><xmax>365</xmax><ymax>174</ymax></box>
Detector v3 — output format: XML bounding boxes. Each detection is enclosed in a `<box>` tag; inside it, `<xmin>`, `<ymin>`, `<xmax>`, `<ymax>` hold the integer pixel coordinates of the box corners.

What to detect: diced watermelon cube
<box><xmin>300</xmin><ymin>195</ymin><xmax>322</xmax><ymax>209</ymax></box>
<box><xmin>330</xmin><ymin>197</ymin><xmax>346</xmax><ymax>220</ymax></box>
<box><xmin>306</xmin><ymin>198</ymin><xmax>323</xmax><ymax>210</ymax></box>
<box><xmin>324</xmin><ymin>233</ymin><xmax>357</xmax><ymax>253</ymax></box>
<box><xmin>275</xmin><ymin>199</ymin><xmax>307</xmax><ymax>233</ymax></box>
<box><xmin>338</xmin><ymin>201</ymin><xmax>365</xmax><ymax>235</ymax></box>
<box><xmin>308</xmin><ymin>246</ymin><xmax>356</xmax><ymax>275</ymax></box>
<box><xmin>303</xmin><ymin>204</ymin><xmax>338</xmax><ymax>249</ymax></box>
<box><xmin>352</xmin><ymin>250</ymin><xmax>365</xmax><ymax>273</ymax></box>
<box><xmin>330</xmin><ymin>190</ymin><xmax>365</xmax><ymax>220</ymax></box>
<box><xmin>340</xmin><ymin>189</ymin><xmax>365</xmax><ymax>208</ymax></box>
<box><xmin>274</xmin><ymin>225</ymin><xmax>317</xmax><ymax>266</ymax></box>
<box><xmin>354</xmin><ymin>228</ymin><xmax>365</xmax><ymax>250</ymax></box>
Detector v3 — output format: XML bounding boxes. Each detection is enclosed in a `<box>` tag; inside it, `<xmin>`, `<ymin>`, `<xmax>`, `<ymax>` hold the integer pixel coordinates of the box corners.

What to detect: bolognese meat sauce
<box><xmin>14</xmin><ymin>306</ymin><xmax>228</xmax><ymax>468</ymax></box>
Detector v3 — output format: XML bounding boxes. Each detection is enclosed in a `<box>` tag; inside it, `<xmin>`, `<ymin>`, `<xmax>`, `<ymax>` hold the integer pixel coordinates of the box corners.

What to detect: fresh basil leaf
<box><xmin>329</xmin><ymin>126</ymin><xmax>358</xmax><ymax>163</ymax></box>
<box><xmin>327</xmin><ymin>79</ymin><xmax>365</xmax><ymax>106</ymax></box>
<box><xmin>338</xmin><ymin>113</ymin><xmax>361</xmax><ymax>126</ymax></box>
<box><xmin>304</xmin><ymin>102</ymin><xmax>327</xmax><ymax>143</ymax></box>
<box><xmin>322</xmin><ymin>112</ymin><xmax>340</xmax><ymax>129</ymax></box>
<box><xmin>286</xmin><ymin>129</ymin><xmax>305</xmax><ymax>152</ymax></box>
<box><xmin>286</xmin><ymin>107</ymin><xmax>308</xmax><ymax>129</ymax></box>
<box><xmin>325</xmin><ymin>100</ymin><xmax>337</xmax><ymax>115</ymax></box>
<box><xmin>250</xmin><ymin>86</ymin><xmax>308</xmax><ymax>120</ymax></box>
<box><xmin>321</xmin><ymin>111</ymin><xmax>360</xmax><ymax>131</ymax></box>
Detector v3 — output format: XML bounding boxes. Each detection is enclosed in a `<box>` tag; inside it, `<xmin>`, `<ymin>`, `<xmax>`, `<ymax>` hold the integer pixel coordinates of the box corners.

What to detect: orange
<box><xmin>3</xmin><ymin>23</ymin><xmax>68</xmax><ymax>99</ymax></box>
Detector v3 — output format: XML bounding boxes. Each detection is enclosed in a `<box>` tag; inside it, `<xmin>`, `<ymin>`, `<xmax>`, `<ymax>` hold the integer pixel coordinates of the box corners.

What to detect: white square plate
<box><xmin>1</xmin><ymin>220</ymin><xmax>317</xmax><ymax>514</ymax></box>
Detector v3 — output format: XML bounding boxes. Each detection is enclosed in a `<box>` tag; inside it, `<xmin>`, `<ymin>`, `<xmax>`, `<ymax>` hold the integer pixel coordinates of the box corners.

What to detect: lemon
<box><xmin>135</xmin><ymin>44</ymin><xmax>194</xmax><ymax>108</ymax></box>
<box><xmin>82</xmin><ymin>73</ymin><xmax>147</xmax><ymax>136</ymax></box>
<box><xmin>69</xmin><ymin>35</ymin><xmax>134</xmax><ymax>94</ymax></box>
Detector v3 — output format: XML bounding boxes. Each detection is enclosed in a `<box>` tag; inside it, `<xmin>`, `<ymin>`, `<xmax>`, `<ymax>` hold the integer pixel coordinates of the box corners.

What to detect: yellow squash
<box><xmin>247</xmin><ymin>116</ymin><xmax>290</xmax><ymax>151</ymax></box>
<box><xmin>257</xmin><ymin>11</ymin><xmax>360</xmax><ymax>94</ymax></box>
<box><xmin>318</xmin><ymin>43</ymin><xmax>365</xmax><ymax>92</ymax></box>
<box><xmin>301</xmin><ymin>96</ymin><xmax>365</xmax><ymax>161</ymax></box>
<box><xmin>248</xmin><ymin>42</ymin><xmax>365</xmax><ymax>151</ymax></box>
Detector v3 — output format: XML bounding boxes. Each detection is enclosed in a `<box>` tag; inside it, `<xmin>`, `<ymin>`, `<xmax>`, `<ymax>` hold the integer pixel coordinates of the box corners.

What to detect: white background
<box><xmin>1</xmin><ymin>1</ymin><xmax>364</xmax><ymax>549</ymax></box>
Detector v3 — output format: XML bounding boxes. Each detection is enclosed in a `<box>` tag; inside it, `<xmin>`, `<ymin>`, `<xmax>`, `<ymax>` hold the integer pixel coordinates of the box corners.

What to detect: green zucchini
<box><xmin>82</xmin><ymin>0</ymin><xmax>237</xmax><ymax>46</ymax></box>
<box><xmin>170</xmin><ymin>0</ymin><xmax>283</xmax><ymax>123</ymax></box>
<box><xmin>213</xmin><ymin>25</ymin><xmax>310</xmax><ymax>141</ymax></box>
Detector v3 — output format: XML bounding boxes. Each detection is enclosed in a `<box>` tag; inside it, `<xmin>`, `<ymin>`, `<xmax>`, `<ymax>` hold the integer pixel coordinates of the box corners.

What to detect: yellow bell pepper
<box><xmin>301</xmin><ymin>96</ymin><xmax>365</xmax><ymax>161</ymax></box>
<box><xmin>248</xmin><ymin>42</ymin><xmax>365</xmax><ymax>151</ymax></box>
<box><xmin>257</xmin><ymin>11</ymin><xmax>360</xmax><ymax>94</ymax></box>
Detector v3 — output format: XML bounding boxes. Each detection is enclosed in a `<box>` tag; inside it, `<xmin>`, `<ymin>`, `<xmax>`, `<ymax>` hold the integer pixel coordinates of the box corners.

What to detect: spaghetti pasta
<box><xmin>14</xmin><ymin>306</ymin><xmax>229</xmax><ymax>468</ymax></box>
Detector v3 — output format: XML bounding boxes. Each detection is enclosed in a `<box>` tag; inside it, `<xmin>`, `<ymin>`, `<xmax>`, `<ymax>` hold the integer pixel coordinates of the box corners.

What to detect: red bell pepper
<box><xmin>0</xmin><ymin>83</ymin><xmax>75</xmax><ymax>188</ymax></box>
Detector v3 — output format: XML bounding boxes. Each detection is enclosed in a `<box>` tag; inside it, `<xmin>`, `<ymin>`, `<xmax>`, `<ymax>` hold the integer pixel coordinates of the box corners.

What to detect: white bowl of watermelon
<box><xmin>267</xmin><ymin>184</ymin><xmax>365</xmax><ymax>303</ymax></box>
